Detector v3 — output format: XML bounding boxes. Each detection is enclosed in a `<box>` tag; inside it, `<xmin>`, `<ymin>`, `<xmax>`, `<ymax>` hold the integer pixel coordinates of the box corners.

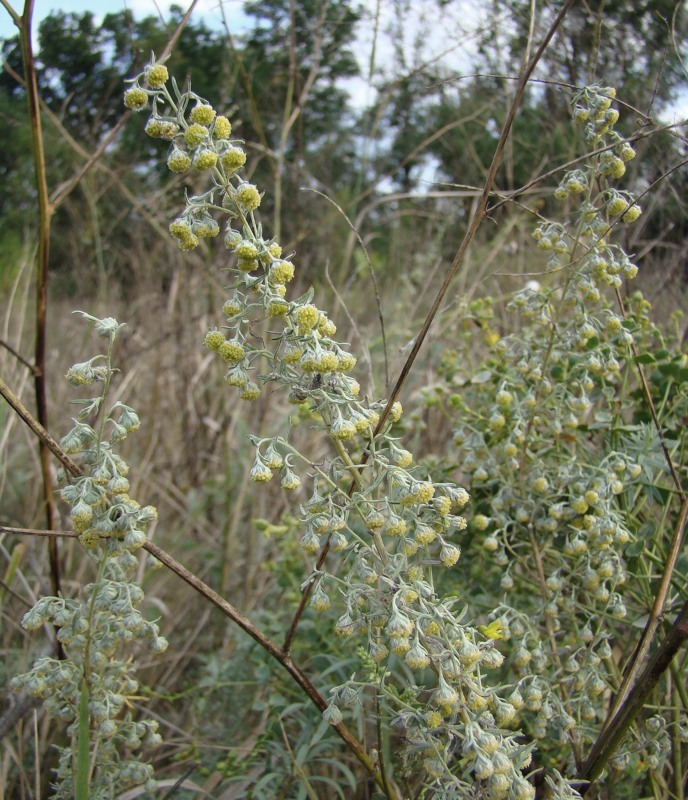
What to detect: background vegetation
<box><xmin>2</xmin><ymin>0</ymin><xmax>688</xmax><ymax>797</ymax></box>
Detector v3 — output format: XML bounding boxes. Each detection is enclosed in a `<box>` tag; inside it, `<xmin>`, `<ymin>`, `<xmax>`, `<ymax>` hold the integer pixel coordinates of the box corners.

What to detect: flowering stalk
<box><xmin>122</xmin><ymin>54</ymin><xmax>557</xmax><ymax>797</ymax></box>
<box><xmin>434</xmin><ymin>83</ymin><xmax>686</xmax><ymax>789</ymax></box>
<box><xmin>11</xmin><ymin>313</ymin><xmax>164</xmax><ymax>798</ymax></box>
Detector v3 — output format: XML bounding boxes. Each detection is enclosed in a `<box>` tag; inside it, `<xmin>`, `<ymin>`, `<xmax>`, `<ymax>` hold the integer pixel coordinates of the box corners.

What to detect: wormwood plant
<box><xmin>9</xmin><ymin>44</ymin><xmax>688</xmax><ymax>800</ymax></box>
<box><xmin>11</xmin><ymin>314</ymin><xmax>165</xmax><ymax>798</ymax></box>
<box><xmin>425</xmin><ymin>87</ymin><xmax>688</xmax><ymax>795</ymax></box>
<box><xmin>119</xmin><ymin>56</ymin><xmax>551</xmax><ymax>798</ymax></box>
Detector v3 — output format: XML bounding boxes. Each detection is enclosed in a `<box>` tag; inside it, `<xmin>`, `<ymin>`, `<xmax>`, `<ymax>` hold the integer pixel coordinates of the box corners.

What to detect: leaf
<box><xmin>471</xmin><ymin>370</ymin><xmax>492</xmax><ymax>384</ymax></box>
<box><xmin>658</xmin><ymin>363</ymin><xmax>680</xmax><ymax>378</ymax></box>
<box><xmin>634</xmin><ymin>353</ymin><xmax>656</xmax><ymax>364</ymax></box>
<box><xmin>293</xmin><ymin>286</ymin><xmax>314</xmax><ymax>305</ymax></box>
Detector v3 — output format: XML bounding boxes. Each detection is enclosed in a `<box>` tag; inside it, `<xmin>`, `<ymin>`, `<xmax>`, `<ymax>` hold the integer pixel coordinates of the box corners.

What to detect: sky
<box><xmin>1</xmin><ymin>0</ymin><xmax>685</xmax><ymax>120</ymax></box>
<box><xmin>0</xmin><ymin>0</ymin><xmax>251</xmax><ymax>42</ymax></box>
<box><xmin>0</xmin><ymin>0</ymin><xmax>483</xmax><ymax>113</ymax></box>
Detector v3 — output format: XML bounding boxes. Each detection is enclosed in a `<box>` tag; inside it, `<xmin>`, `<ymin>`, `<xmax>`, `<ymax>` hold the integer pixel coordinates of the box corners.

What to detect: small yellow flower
<box><xmin>571</xmin><ymin>496</ymin><xmax>589</xmax><ymax>515</ymax></box>
<box><xmin>532</xmin><ymin>476</ymin><xmax>549</xmax><ymax>494</ymax></box>
<box><xmin>389</xmin><ymin>401</ymin><xmax>403</xmax><ymax>422</ymax></box>
<box><xmin>489</xmin><ymin>412</ymin><xmax>506</xmax><ymax>430</ymax></box>
<box><xmin>331</xmin><ymin>417</ymin><xmax>357</xmax><ymax>440</ymax></box>
<box><xmin>193</xmin><ymin>149</ymin><xmax>218</xmax><ymax>171</ymax></box>
<box><xmin>393</xmin><ymin>449</ymin><xmax>413</xmax><ymax>468</ymax></box>
<box><xmin>184</xmin><ymin>123</ymin><xmax>209</xmax><ymax>147</ymax></box>
<box><xmin>405</xmin><ymin>642</ymin><xmax>430</xmax><ymax>670</ymax></box>
<box><xmin>167</xmin><ymin>149</ymin><xmax>191</xmax><ymax>173</ymax></box>
<box><xmin>318</xmin><ymin>316</ymin><xmax>337</xmax><ymax>337</ymax></box>
<box><xmin>433</xmin><ymin>496</ymin><xmax>451</xmax><ymax>516</ymax></box>
<box><xmin>385</xmin><ymin>516</ymin><xmax>407</xmax><ymax>537</ymax></box>
<box><xmin>235</xmin><ymin>240</ymin><xmax>259</xmax><ymax>260</ymax></box>
<box><xmin>414</xmin><ymin>525</ymin><xmax>436</xmax><ymax>545</ymax></box>
<box><xmin>178</xmin><ymin>233</ymin><xmax>199</xmax><ymax>251</ymax></box>
<box><xmin>411</xmin><ymin>481</ymin><xmax>435</xmax><ymax>504</ymax></box>
<box><xmin>190</xmin><ymin>103</ymin><xmax>216</xmax><ymax>125</ymax></box>
<box><xmin>440</xmin><ymin>545</ymin><xmax>460</xmax><ymax>567</ymax></box>
<box><xmin>240</xmin><ymin>382</ymin><xmax>261</xmax><ymax>401</ymax></box>
<box><xmin>619</xmin><ymin>143</ymin><xmax>636</xmax><ymax>162</ymax></box>
<box><xmin>124</xmin><ymin>87</ymin><xmax>148</xmax><ymax>110</ymax></box>
<box><xmin>269</xmin><ymin>260</ymin><xmax>295</xmax><ymax>285</ymax></box>
<box><xmin>70</xmin><ymin>503</ymin><xmax>94</xmax><ymax>532</ymax></box>
<box><xmin>213</xmin><ymin>115</ymin><xmax>232</xmax><ymax>139</ymax></box>
<box><xmin>218</xmin><ymin>340</ymin><xmax>245</xmax><ymax>363</ymax></box>
<box><xmin>478</xmin><ymin>620</ymin><xmax>505</xmax><ymax>640</ymax></box>
<box><xmin>337</xmin><ymin>353</ymin><xmax>357</xmax><ymax>372</ymax></box>
<box><xmin>316</xmin><ymin>352</ymin><xmax>339</xmax><ymax>373</ymax></box>
<box><xmin>237</xmin><ymin>258</ymin><xmax>259</xmax><ymax>273</ymax></box>
<box><xmin>473</xmin><ymin>514</ymin><xmax>489</xmax><ymax>531</ymax></box>
<box><xmin>296</xmin><ymin>304</ymin><xmax>320</xmax><ymax>333</ymax></box>
<box><xmin>310</xmin><ymin>590</ymin><xmax>330</xmax><ymax>612</ymax></box>
<box><xmin>250</xmin><ymin>461</ymin><xmax>273</xmax><ymax>482</ymax></box>
<box><xmin>267</xmin><ymin>300</ymin><xmax>289</xmax><ymax>317</ymax></box>
<box><xmin>221</xmin><ymin>146</ymin><xmax>247</xmax><ymax>172</ymax></box>
<box><xmin>622</xmin><ymin>204</ymin><xmax>642</xmax><ymax>223</ymax></box>
<box><xmin>145</xmin><ymin>63</ymin><xmax>169</xmax><ymax>88</ymax></box>
<box><xmin>607</xmin><ymin>195</ymin><xmax>628</xmax><ymax>216</ymax></box>
<box><xmin>205</xmin><ymin>330</ymin><xmax>225</xmax><ymax>350</ymax></box>
<box><xmin>145</xmin><ymin>118</ymin><xmax>177</xmax><ymax>139</ymax></box>
<box><xmin>236</xmin><ymin>183</ymin><xmax>261</xmax><ymax>211</ymax></box>
<box><xmin>283</xmin><ymin>344</ymin><xmax>304</xmax><ymax>364</ymax></box>
<box><xmin>426</xmin><ymin>710</ymin><xmax>443</xmax><ymax>728</ymax></box>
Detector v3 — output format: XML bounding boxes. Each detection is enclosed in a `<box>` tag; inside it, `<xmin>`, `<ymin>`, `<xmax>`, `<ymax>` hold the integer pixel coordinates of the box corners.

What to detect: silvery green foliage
<box><xmin>11</xmin><ymin>313</ymin><xmax>164</xmax><ymax>798</ymax></box>
<box><xmin>427</xmin><ymin>85</ymin><xmax>680</xmax><ymax>789</ymax></box>
<box><xmin>124</xmin><ymin>55</ymin><xmax>558</xmax><ymax>797</ymax></box>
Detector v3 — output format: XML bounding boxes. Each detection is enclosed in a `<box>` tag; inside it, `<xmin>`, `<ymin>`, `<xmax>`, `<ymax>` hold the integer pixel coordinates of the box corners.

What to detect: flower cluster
<box><xmin>425</xmin><ymin>86</ymin><xmax>676</xmax><ymax>785</ymax></box>
<box><xmin>11</xmin><ymin>313</ymin><xmax>165</xmax><ymax>798</ymax></box>
<box><xmin>123</xmin><ymin>56</ymin><xmax>576</xmax><ymax>797</ymax></box>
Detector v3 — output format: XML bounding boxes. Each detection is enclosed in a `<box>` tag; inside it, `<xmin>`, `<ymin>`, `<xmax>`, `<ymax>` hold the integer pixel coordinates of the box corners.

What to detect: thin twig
<box><xmin>370</xmin><ymin>0</ymin><xmax>577</xmax><ymax>439</ymax></box>
<box><xmin>0</xmin><ymin>338</ymin><xmax>38</xmax><ymax>375</ymax></box>
<box><xmin>0</xmin><ymin>376</ymin><xmax>83</xmax><ymax>476</ymax></box>
<box><xmin>282</xmin><ymin>0</ymin><xmax>577</xmax><ymax>656</ymax></box>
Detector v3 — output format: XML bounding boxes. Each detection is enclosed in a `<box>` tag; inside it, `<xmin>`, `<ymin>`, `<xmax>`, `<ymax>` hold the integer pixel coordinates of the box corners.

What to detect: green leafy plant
<box><xmin>11</xmin><ymin>314</ymin><xmax>164</xmax><ymax>799</ymax></box>
<box><xmin>4</xmin><ymin>4</ymin><xmax>688</xmax><ymax>798</ymax></box>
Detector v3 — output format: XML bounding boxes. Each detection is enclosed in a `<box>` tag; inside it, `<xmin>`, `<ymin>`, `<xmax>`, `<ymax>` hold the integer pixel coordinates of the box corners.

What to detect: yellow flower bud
<box><xmin>184</xmin><ymin>123</ymin><xmax>209</xmax><ymax>147</ymax></box>
<box><xmin>123</xmin><ymin>87</ymin><xmax>148</xmax><ymax>110</ymax></box>
<box><xmin>145</xmin><ymin>63</ymin><xmax>169</xmax><ymax>88</ymax></box>
<box><xmin>189</xmin><ymin>103</ymin><xmax>216</xmax><ymax>125</ymax></box>
<box><xmin>213</xmin><ymin>115</ymin><xmax>232</xmax><ymax>139</ymax></box>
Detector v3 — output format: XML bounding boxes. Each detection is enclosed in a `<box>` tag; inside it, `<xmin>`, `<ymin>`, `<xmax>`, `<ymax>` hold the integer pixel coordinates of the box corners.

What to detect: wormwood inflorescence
<box><xmin>427</xmin><ymin>85</ymin><xmax>685</xmax><ymax>786</ymax></box>
<box><xmin>123</xmin><ymin>55</ymin><xmax>552</xmax><ymax>797</ymax></box>
<box><xmin>12</xmin><ymin>314</ymin><xmax>164</xmax><ymax>798</ymax></box>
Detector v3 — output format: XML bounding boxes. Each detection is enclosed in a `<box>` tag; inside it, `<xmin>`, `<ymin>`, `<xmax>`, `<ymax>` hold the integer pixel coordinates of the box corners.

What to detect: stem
<box><xmin>20</xmin><ymin>0</ymin><xmax>60</xmax><ymax>602</ymax></box>
<box><xmin>596</xmin><ymin>498</ymin><xmax>688</xmax><ymax>733</ymax></box>
<box><xmin>94</xmin><ymin>335</ymin><xmax>117</xmax><ymax>459</ymax></box>
<box><xmin>370</xmin><ymin>0</ymin><xmax>576</xmax><ymax>437</ymax></box>
<box><xmin>284</xmin><ymin>0</ymin><xmax>577</xmax><ymax>654</ymax></box>
<box><xmin>527</xmin><ymin>527</ymin><xmax>582</xmax><ymax>768</ymax></box>
<box><xmin>143</xmin><ymin>539</ymin><xmax>397</xmax><ymax>798</ymax></box>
